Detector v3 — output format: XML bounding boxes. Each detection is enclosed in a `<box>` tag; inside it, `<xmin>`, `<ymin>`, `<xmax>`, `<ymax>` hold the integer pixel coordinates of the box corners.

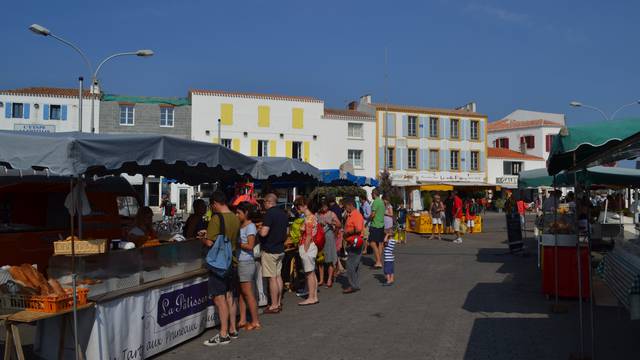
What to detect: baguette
<box><xmin>19</xmin><ymin>264</ymin><xmax>54</xmax><ymax>295</ymax></box>
<box><xmin>9</xmin><ymin>266</ymin><xmax>36</xmax><ymax>289</ymax></box>
<box><xmin>48</xmin><ymin>278</ymin><xmax>66</xmax><ymax>297</ymax></box>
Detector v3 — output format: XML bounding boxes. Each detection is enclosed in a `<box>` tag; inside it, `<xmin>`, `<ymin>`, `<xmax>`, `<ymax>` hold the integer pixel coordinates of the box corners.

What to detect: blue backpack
<box><xmin>205</xmin><ymin>213</ymin><xmax>233</xmax><ymax>278</ymax></box>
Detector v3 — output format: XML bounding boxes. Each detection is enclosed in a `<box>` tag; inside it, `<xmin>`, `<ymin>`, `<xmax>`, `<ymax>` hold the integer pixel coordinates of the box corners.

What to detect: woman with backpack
<box><xmin>317</xmin><ymin>199</ymin><xmax>341</xmax><ymax>288</ymax></box>
<box><xmin>294</xmin><ymin>196</ymin><xmax>320</xmax><ymax>306</ymax></box>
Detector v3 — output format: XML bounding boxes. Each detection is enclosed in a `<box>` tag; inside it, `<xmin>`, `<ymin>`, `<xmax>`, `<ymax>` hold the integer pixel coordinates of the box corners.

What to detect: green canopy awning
<box><xmin>547</xmin><ymin>118</ymin><xmax>640</xmax><ymax>175</ymax></box>
<box><xmin>519</xmin><ymin>166</ymin><xmax>640</xmax><ymax>188</ymax></box>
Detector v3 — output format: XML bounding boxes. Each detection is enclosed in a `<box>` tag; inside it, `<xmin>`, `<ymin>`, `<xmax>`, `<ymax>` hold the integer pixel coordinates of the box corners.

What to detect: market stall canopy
<box><xmin>519</xmin><ymin>166</ymin><xmax>640</xmax><ymax>188</ymax></box>
<box><xmin>251</xmin><ymin>157</ymin><xmax>320</xmax><ymax>181</ymax></box>
<box><xmin>420</xmin><ymin>184</ymin><xmax>453</xmax><ymax>191</ymax></box>
<box><xmin>0</xmin><ymin>131</ymin><xmax>258</xmax><ymax>185</ymax></box>
<box><xmin>547</xmin><ymin>118</ymin><xmax>640</xmax><ymax>175</ymax></box>
<box><xmin>320</xmin><ymin>169</ymin><xmax>379</xmax><ymax>187</ymax></box>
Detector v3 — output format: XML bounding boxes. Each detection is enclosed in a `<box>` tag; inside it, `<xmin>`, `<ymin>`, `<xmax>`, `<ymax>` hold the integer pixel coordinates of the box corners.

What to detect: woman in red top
<box><xmin>295</xmin><ymin>196</ymin><xmax>320</xmax><ymax>306</ymax></box>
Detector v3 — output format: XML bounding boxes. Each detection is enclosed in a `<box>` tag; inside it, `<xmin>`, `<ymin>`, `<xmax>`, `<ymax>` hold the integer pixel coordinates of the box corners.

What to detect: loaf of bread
<box><xmin>48</xmin><ymin>279</ymin><xmax>66</xmax><ymax>297</ymax></box>
<box><xmin>8</xmin><ymin>266</ymin><xmax>34</xmax><ymax>288</ymax></box>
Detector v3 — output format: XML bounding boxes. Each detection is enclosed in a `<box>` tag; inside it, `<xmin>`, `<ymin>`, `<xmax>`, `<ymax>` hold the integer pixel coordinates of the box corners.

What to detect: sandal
<box><xmin>263</xmin><ymin>307</ymin><xmax>280</xmax><ymax>314</ymax></box>
<box><xmin>245</xmin><ymin>323</ymin><xmax>262</xmax><ymax>331</ymax></box>
<box><xmin>237</xmin><ymin>322</ymin><xmax>248</xmax><ymax>329</ymax></box>
<box><xmin>298</xmin><ymin>301</ymin><xmax>319</xmax><ymax>306</ymax></box>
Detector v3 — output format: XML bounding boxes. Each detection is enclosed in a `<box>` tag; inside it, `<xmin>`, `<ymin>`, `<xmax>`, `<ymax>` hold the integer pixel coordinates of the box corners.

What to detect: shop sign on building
<box><xmin>496</xmin><ymin>175</ymin><xmax>518</xmax><ymax>186</ymax></box>
<box><xmin>13</xmin><ymin>124</ymin><xmax>55</xmax><ymax>133</ymax></box>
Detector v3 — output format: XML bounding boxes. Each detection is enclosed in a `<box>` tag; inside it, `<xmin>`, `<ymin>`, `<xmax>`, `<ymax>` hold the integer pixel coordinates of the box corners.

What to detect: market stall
<box><xmin>0</xmin><ymin>131</ymin><xmax>260</xmax><ymax>359</ymax></box>
<box><xmin>405</xmin><ymin>184</ymin><xmax>484</xmax><ymax>234</ymax></box>
<box><xmin>546</xmin><ymin>118</ymin><xmax>640</xmax><ymax>359</ymax></box>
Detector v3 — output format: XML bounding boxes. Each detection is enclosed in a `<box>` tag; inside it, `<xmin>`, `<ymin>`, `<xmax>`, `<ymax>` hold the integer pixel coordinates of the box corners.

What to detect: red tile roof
<box><xmin>189</xmin><ymin>89</ymin><xmax>323</xmax><ymax>103</ymax></box>
<box><xmin>370</xmin><ymin>102</ymin><xmax>487</xmax><ymax>118</ymax></box>
<box><xmin>323</xmin><ymin>108</ymin><xmax>373</xmax><ymax>119</ymax></box>
<box><xmin>0</xmin><ymin>87</ymin><xmax>95</xmax><ymax>98</ymax></box>
<box><xmin>488</xmin><ymin>147</ymin><xmax>545</xmax><ymax>161</ymax></box>
<box><xmin>488</xmin><ymin>118</ymin><xmax>564</xmax><ymax>132</ymax></box>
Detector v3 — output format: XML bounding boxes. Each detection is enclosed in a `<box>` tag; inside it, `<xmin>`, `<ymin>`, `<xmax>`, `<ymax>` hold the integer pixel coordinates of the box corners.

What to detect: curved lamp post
<box><xmin>570</xmin><ymin>100</ymin><xmax>640</xmax><ymax>121</ymax></box>
<box><xmin>29</xmin><ymin>24</ymin><xmax>154</xmax><ymax>133</ymax></box>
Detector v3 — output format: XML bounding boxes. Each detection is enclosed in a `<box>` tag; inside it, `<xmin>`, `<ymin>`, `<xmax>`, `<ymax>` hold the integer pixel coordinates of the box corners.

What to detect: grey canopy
<box><xmin>251</xmin><ymin>157</ymin><xmax>320</xmax><ymax>181</ymax></box>
<box><xmin>0</xmin><ymin>131</ymin><xmax>258</xmax><ymax>185</ymax></box>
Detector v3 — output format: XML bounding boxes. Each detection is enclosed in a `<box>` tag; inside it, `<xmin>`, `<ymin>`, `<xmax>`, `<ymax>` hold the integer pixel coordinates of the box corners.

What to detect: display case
<box><xmin>47</xmin><ymin>239</ymin><xmax>203</xmax><ymax>299</ymax></box>
<box><xmin>540</xmin><ymin>210</ymin><xmax>578</xmax><ymax>246</ymax></box>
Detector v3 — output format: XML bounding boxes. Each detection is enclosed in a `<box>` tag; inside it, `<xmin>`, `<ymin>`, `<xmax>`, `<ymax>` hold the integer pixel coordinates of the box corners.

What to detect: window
<box><xmin>117</xmin><ymin>196</ymin><xmax>139</xmax><ymax>217</ymax></box>
<box><xmin>450</xmin><ymin>150</ymin><xmax>460</xmax><ymax>171</ymax></box>
<box><xmin>220</xmin><ymin>138</ymin><xmax>232</xmax><ymax>149</ymax></box>
<box><xmin>470</xmin><ymin>120</ymin><xmax>480</xmax><ymax>140</ymax></box>
<box><xmin>11</xmin><ymin>103</ymin><xmax>24</xmax><ymax>118</ymax></box>
<box><xmin>119</xmin><ymin>105</ymin><xmax>134</xmax><ymax>125</ymax></box>
<box><xmin>429</xmin><ymin>150</ymin><xmax>439</xmax><ymax>170</ymax></box>
<box><xmin>494</xmin><ymin>137</ymin><xmax>509</xmax><ymax>149</ymax></box>
<box><xmin>385</xmin><ymin>147</ymin><xmax>395</xmax><ymax>169</ymax></box>
<box><xmin>292</xmin><ymin>141</ymin><xmax>303</xmax><ymax>160</ymax></box>
<box><xmin>407</xmin><ymin>116</ymin><xmax>417</xmax><ymax>137</ymax></box>
<box><xmin>450</xmin><ymin>118</ymin><xmax>460</xmax><ymax>139</ymax></box>
<box><xmin>429</xmin><ymin>117</ymin><xmax>439</xmax><ymax>138</ymax></box>
<box><xmin>470</xmin><ymin>151</ymin><xmax>479</xmax><ymax>171</ymax></box>
<box><xmin>49</xmin><ymin>105</ymin><xmax>61</xmax><ymax>120</ymax></box>
<box><xmin>503</xmin><ymin>161</ymin><xmax>523</xmax><ymax>175</ymax></box>
<box><xmin>520</xmin><ymin>135</ymin><xmax>535</xmax><ymax>149</ymax></box>
<box><xmin>160</xmin><ymin>107</ymin><xmax>174</xmax><ymax>127</ymax></box>
<box><xmin>348</xmin><ymin>150</ymin><xmax>363</xmax><ymax>168</ymax></box>
<box><xmin>348</xmin><ymin>123</ymin><xmax>363</xmax><ymax>138</ymax></box>
<box><xmin>408</xmin><ymin>148</ymin><xmax>417</xmax><ymax>169</ymax></box>
<box><xmin>545</xmin><ymin>134</ymin><xmax>554</xmax><ymax>152</ymax></box>
<box><xmin>257</xmin><ymin>140</ymin><xmax>269</xmax><ymax>157</ymax></box>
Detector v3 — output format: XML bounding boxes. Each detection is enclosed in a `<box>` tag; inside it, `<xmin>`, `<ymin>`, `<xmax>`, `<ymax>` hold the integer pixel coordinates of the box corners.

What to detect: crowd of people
<box><xmin>427</xmin><ymin>190</ymin><xmax>482</xmax><ymax>243</ymax></box>
<box><xmin>187</xmin><ymin>190</ymin><xmax>399</xmax><ymax>346</ymax></box>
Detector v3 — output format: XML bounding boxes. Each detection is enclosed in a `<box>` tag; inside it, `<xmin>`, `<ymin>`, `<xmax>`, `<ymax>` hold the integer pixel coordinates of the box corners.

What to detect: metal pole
<box><xmin>575</xmin><ymin>174</ymin><xmax>585</xmax><ymax>357</ymax></box>
<box><xmin>78</xmin><ymin>77</ymin><xmax>84</xmax><ymax>132</ymax></box>
<box><xmin>70</xmin><ymin>178</ymin><xmax>80</xmax><ymax>360</ymax></box>
<box><xmin>90</xmin><ymin>78</ymin><xmax>96</xmax><ymax>133</ymax></box>
<box><xmin>217</xmin><ymin>118</ymin><xmax>221</xmax><ymax>144</ymax></box>
<box><xmin>384</xmin><ymin>47</ymin><xmax>389</xmax><ymax>173</ymax></box>
<box><xmin>586</xmin><ymin>183</ymin><xmax>596</xmax><ymax>360</ymax></box>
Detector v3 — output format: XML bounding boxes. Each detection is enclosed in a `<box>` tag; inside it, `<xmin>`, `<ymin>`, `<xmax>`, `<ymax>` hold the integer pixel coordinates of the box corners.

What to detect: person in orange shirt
<box><xmin>342</xmin><ymin>197</ymin><xmax>365</xmax><ymax>294</ymax></box>
<box><xmin>516</xmin><ymin>197</ymin><xmax>526</xmax><ymax>229</ymax></box>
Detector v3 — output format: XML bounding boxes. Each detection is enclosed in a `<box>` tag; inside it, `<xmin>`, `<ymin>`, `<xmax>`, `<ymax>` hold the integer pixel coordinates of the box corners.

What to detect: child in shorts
<box><xmin>382</xmin><ymin>235</ymin><xmax>396</xmax><ymax>286</ymax></box>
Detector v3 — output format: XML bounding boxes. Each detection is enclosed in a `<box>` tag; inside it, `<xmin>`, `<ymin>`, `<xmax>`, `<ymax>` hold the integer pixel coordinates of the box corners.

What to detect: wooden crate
<box><xmin>54</xmin><ymin>239</ymin><xmax>108</xmax><ymax>255</ymax></box>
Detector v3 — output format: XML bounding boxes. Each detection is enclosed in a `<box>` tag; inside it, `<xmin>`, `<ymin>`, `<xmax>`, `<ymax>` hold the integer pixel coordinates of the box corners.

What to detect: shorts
<box><xmin>432</xmin><ymin>216</ymin><xmax>442</xmax><ymax>225</ymax></box>
<box><xmin>445</xmin><ymin>215</ymin><xmax>453</xmax><ymax>227</ymax></box>
<box><xmin>467</xmin><ymin>220</ymin><xmax>475</xmax><ymax>229</ymax></box>
<box><xmin>299</xmin><ymin>243</ymin><xmax>318</xmax><ymax>273</ymax></box>
<box><xmin>369</xmin><ymin>227</ymin><xmax>385</xmax><ymax>244</ymax></box>
<box><xmin>261</xmin><ymin>252</ymin><xmax>284</xmax><ymax>278</ymax></box>
<box><xmin>207</xmin><ymin>268</ymin><xmax>236</xmax><ymax>297</ymax></box>
<box><xmin>383</xmin><ymin>261</ymin><xmax>394</xmax><ymax>275</ymax></box>
<box><xmin>238</xmin><ymin>260</ymin><xmax>256</xmax><ymax>282</ymax></box>
<box><xmin>453</xmin><ymin>218</ymin><xmax>462</xmax><ymax>232</ymax></box>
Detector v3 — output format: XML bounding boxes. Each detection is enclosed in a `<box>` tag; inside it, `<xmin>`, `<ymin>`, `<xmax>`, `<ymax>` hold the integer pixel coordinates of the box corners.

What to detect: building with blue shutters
<box><xmin>352</xmin><ymin>94</ymin><xmax>488</xmax><ymax>188</ymax></box>
<box><xmin>0</xmin><ymin>87</ymin><xmax>97</xmax><ymax>133</ymax></box>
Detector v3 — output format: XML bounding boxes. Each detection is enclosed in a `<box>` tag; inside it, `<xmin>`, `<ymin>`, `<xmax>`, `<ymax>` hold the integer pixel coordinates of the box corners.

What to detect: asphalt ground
<box><xmin>156</xmin><ymin>212</ymin><xmax>640</xmax><ymax>360</ymax></box>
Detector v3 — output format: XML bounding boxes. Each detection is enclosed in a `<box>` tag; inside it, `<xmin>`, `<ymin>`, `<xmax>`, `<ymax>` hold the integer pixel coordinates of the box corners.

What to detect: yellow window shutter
<box><xmin>270</xmin><ymin>140</ymin><xmax>277</xmax><ymax>157</ymax></box>
<box><xmin>232</xmin><ymin>139</ymin><xmax>240</xmax><ymax>152</ymax></box>
<box><xmin>258</xmin><ymin>106</ymin><xmax>270</xmax><ymax>127</ymax></box>
<box><xmin>292</xmin><ymin>108</ymin><xmax>304</xmax><ymax>129</ymax></box>
<box><xmin>303</xmin><ymin>141</ymin><xmax>310</xmax><ymax>162</ymax></box>
<box><xmin>212</xmin><ymin>137</ymin><xmax>218</xmax><ymax>144</ymax></box>
<box><xmin>220</xmin><ymin>104</ymin><xmax>233</xmax><ymax>125</ymax></box>
<box><xmin>250</xmin><ymin>139</ymin><xmax>258</xmax><ymax>156</ymax></box>
<box><xmin>285</xmin><ymin>141</ymin><xmax>293</xmax><ymax>158</ymax></box>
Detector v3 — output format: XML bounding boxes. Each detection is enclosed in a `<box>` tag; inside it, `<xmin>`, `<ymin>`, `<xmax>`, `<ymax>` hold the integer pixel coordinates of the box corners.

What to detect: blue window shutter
<box><xmin>480</xmin><ymin>150</ymin><xmax>486</xmax><ymax>172</ymax></box>
<box><xmin>441</xmin><ymin>150</ymin><xmax>447</xmax><ymax>171</ymax></box>
<box><xmin>441</xmin><ymin>117</ymin><xmax>448</xmax><ymax>138</ymax></box>
<box><xmin>402</xmin><ymin>115</ymin><xmax>408</xmax><ymax>137</ymax></box>
<box><xmin>390</xmin><ymin>115</ymin><xmax>396</xmax><ymax>137</ymax></box>
<box><xmin>43</xmin><ymin>104</ymin><xmax>50</xmax><ymax>120</ymax></box>
<box><xmin>464</xmin><ymin>150</ymin><xmax>470</xmax><ymax>172</ymax></box>
<box><xmin>379</xmin><ymin>147</ymin><xmax>385</xmax><ymax>170</ymax></box>
<box><xmin>396</xmin><ymin>148</ymin><xmax>402</xmax><ymax>169</ymax></box>
<box><xmin>479</xmin><ymin>120</ymin><xmax>485</xmax><ymax>141</ymax></box>
<box><xmin>421</xmin><ymin>149</ymin><xmax>428</xmax><ymax>169</ymax></box>
<box><xmin>23</xmin><ymin>104</ymin><xmax>30</xmax><ymax>119</ymax></box>
<box><xmin>4</xmin><ymin>102</ymin><xmax>11</xmax><ymax>118</ymax></box>
<box><xmin>419</xmin><ymin>117</ymin><xmax>427</xmax><ymax>137</ymax></box>
<box><xmin>461</xmin><ymin>119</ymin><xmax>468</xmax><ymax>141</ymax></box>
<box><xmin>61</xmin><ymin>105</ymin><xmax>68</xmax><ymax>121</ymax></box>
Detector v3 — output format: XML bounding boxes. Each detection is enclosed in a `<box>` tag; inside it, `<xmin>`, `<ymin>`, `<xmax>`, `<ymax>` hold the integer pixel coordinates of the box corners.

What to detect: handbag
<box><xmin>253</xmin><ymin>243</ymin><xmax>261</xmax><ymax>259</ymax></box>
<box><xmin>205</xmin><ymin>213</ymin><xmax>233</xmax><ymax>278</ymax></box>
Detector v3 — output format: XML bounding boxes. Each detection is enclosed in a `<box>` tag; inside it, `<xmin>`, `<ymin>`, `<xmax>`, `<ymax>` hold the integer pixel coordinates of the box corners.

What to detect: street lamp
<box><xmin>29</xmin><ymin>23</ymin><xmax>154</xmax><ymax>133</ymax></box>
<box><xmin>569</xmin><ymin>100</ymin><xmax>640</xmax><ymax>121</ymax></box>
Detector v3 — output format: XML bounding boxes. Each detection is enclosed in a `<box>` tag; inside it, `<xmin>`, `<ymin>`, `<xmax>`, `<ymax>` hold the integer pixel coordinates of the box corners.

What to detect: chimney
<box><xmin>348</xmin><ymin>101</ymin><xmax>358</xmax><ymax>110</ymax></box>
<box><xmin>359</xmin><ymin>94</ymin><xmax>372</xmax><ymax>104</ymax></box>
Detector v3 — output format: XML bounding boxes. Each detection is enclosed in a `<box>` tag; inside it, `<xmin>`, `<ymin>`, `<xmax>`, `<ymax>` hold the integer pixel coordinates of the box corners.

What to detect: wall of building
<box><xmin>487</xmin><ymin>157</ymin><xmax>546</xmax><ymax>188</ymax></box>
<box><xmin>0</xmin><ymin>94</ymin><xmax>96</xmax><ymax>132</ymax></box>
<box><xmin>373</xmin><ymin>109</ymin><xmax>488</xmax><ymax>186</ymax></box>
<box><xmin>98</xmin><ymin>101</ymin><xmax>191</xmax><ymax>138</ymax></box>
<box><xmin>319</xmin><ymin>116</ymin><xmax>376</xmax><ymax>178</ymax></box>
<box><xmin>488</xmin><ymin>126</ymin><xmax>562</xmax><ymax>161</ymax></box>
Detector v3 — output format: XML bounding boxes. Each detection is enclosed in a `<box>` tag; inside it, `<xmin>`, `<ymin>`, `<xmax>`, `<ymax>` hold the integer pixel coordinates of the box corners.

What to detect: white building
<box><xmin>487</xmin><ymin>109</ymin><xmax>565</xmax><ymax>161</ymax></box>
<box><xmin>189</xmin><ymin>89</ymin><xmax>376</xmax><ymax>178</ymax></box>
<box><xmin>487</xmin><ymin>147</ymin><xmax>546</xmax><ymax>189</ymax></box>
<box><xmin>0</xmin><ymin>87</ymin><xmax>98</xmax><ymax>133</ymax></box>
<box><xmin>353</xmin><ymin>95</ymin><xmax>488</xmax><ymax>187</ymax></box>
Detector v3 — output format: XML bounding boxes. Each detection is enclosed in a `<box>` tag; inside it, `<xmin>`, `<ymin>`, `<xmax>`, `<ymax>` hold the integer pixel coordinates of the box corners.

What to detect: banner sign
<box><xmin>14</xmin><ymin>124</ymin><xmax>55</xmax><ymax>132</ymax></box>
<box><xmin>83</xmin><ymin>275</ymin><xmax>216</xmax><ymax>360</ymax></box>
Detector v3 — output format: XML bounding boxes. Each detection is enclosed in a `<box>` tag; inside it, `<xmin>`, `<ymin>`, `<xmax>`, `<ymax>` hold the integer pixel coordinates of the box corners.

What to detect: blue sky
<box><xmin>1</xmin><ymin>0</ymin><xmax>639</xmax><ymax>124</ymax></box>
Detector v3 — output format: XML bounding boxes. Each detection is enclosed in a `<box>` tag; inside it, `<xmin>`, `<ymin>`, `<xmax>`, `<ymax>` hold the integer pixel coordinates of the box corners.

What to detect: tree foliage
<box><xmin>379</xmin><ymin>170</ymin><xmax>403</xmax><ymax>207</ymax></box>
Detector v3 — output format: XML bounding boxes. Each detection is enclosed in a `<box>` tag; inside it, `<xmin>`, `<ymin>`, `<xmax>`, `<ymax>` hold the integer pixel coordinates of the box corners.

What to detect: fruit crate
<box><xmin>0</xmin><ymin>288</ymin><xmax>89</xmax><ymax>313</ymax></box>
<box><xmin>54</xmin><ymin>239</ymin><xmax>108</xmax><ymax>255</ymax></box>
